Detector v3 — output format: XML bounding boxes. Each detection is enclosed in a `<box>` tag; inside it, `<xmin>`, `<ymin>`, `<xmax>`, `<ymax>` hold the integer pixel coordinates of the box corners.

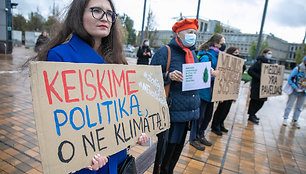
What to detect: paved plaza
<box><xmin>0</xmin><ymin>46</ymin><xmax>305</xmax><ymax>174</ymax></box>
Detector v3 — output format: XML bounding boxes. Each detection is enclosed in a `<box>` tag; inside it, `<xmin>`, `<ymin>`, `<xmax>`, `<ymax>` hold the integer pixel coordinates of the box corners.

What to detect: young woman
<box><xmin>282</xmin><ymin>56</ymin><xmax>306</xmax><ymax>128</ymax></box>
<box><xmin>189</xmin><ymin>33</ymin><xmax>224</xmax><ymax>151</ymax></box>
<box><xmin>137</xmin><ymin>39</ymin><xmax>152</xmax><ymax>65</ymax></box>
<box><xmin>24</xmin><ymin>0</ymin><xmax>148</xmax><ymax>173</ymax></box>
<box><xmin>211</xmin><ymin>47</ymin><xmax>244</xmax><ymax>136</ymax></box>
<box><xmin>247</xmin><ymin>49</ymin><xmax>273</xmax><ymax>124</ymax></box>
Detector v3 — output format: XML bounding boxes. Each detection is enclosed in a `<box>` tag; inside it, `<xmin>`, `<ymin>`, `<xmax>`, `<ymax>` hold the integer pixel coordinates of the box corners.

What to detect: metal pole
<box><xmin>255</xmin><ymin>0</ymin><xmax>269</xmax><ymax>59</ymax></box>
<box><xmin>196</xmin><ymin>0</ymin><xmax>201</xmax><ymax>20</ymax></box>
<box><xmin>139</xmin><ymin>0</ymin><xmax>147</xmax><ymax>46</ymax></box>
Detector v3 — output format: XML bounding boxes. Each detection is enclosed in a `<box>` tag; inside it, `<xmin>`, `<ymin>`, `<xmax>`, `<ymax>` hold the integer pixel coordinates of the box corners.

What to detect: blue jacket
<box><xmin>47</xmin><ymin>34</ymin><xmax>126</xmax><ymax>174</ymax></box>
<box><xmin>150</xmin><ymin>38</ymin><xmax>200</xmax><ymax>123</ymax></box>
<box><xmin>197</xmin><ymin>49</ymin><xmax>219</xmax><ymax>102</ymax></box>
<box><xmin>288</xmin><ymin>64</ymin><xmax>306</xmax><ymax>96</ymax></box>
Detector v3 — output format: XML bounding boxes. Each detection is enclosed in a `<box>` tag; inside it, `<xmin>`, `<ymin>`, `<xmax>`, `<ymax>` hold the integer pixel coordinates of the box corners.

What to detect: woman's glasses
<box><xmin>88</xmin><ymin>7</ymin><xmax>118</xmax><ymax>23</ymax></box>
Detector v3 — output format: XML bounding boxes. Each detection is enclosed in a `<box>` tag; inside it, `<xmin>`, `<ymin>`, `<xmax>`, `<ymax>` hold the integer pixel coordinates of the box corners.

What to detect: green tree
<box><xmin>13</xmin><ymin>14</ymin><xmax>27</xmax><ymax>32</ymax></box>
<box><xmin>248</xmin><ymin>39</ymin><xmax>268</xmax><ymax>60</ymax></box>
<box><xmin>44</xmin><ymin>16</ymin><xmax>60</xmax><ymax>37</ymax></box>
<box><xmin>120</xmin><ymin>14</ymin><xmax>136</xmax><ymax>45</ymax></box>
<box><xmin>26</xmin><ymin>12</ymin><xmax>44</xmax><ymax>31</ymax></box>
<box><xmin>295</xmin><ymin>43</ymin><xmax>306</xmax><ymax>64</ymax></box>
<box><xmin>214</xmin><ymin>21</ymin><xmax>223</xmax><ymax>34</ymax></box>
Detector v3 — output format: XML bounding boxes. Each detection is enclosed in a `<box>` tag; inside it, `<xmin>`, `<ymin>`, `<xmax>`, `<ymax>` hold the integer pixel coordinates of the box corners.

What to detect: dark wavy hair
<box><xmin>24</xmin><ymin>0</ymin><xmax>126</xmax><ymax>67</ymax></box>
<box><xmin>198</xmin><ymin>33</ymin><xmax>224</xmax><ymax>51</ymax></box>
<box><xmin>226</xmin><ymin>46</ymin><xmax>238</xmax><ymax>55</ymax></box>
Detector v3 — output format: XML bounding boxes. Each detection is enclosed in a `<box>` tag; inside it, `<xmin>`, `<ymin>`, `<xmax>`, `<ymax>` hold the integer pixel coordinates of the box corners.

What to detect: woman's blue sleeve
<box><xmin>288</xmin><ymin>67</ymin><xmax>298</xmax><ymax>89</ymax></box>
<box><xmin>47</xmin><ymin>49</ymin><xmax>64</xmax><ymax>62</ymax></box>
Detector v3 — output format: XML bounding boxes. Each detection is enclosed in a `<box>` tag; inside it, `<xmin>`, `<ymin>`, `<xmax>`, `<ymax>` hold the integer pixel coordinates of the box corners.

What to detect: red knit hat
<box><xmin>172</xmin><ymin>19</ymin><xmax>199</xmax><ymax>33</ymax></box>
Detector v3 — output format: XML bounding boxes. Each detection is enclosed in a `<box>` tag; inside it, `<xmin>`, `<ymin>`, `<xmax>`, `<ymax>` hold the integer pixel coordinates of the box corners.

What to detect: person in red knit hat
<box><xmin>150</xmin><ymin>19</ymin><xmax>200</xmax><ymax>174</ymax></box>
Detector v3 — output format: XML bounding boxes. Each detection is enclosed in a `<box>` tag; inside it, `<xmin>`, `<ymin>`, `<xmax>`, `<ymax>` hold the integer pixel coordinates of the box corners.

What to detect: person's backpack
<box><xmin>198</xmin><ymin>51</ymin><xmax>212</xmax><ymax>62</ymax></box>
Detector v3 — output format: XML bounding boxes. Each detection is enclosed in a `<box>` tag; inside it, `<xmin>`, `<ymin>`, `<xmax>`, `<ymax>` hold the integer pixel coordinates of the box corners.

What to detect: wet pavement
<box><xmin>0</xmin><ymin>46</ymin><xmax>305</xmax><ymax>174</ymax></box>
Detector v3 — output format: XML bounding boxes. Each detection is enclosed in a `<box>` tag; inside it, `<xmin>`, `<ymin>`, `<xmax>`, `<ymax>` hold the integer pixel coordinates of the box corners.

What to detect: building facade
<box><xmin>151</xmin><ymin>18</ymin><xmax>302</xmax><ymax>68</ymax></box>
<box><xmin>0</xmin><ymin>0</ymin><xmax>13</xmax><ymax>54</ymax></box>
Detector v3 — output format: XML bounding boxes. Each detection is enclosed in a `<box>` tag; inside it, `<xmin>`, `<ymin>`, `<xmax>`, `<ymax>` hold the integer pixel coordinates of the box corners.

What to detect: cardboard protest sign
<box><xmin>260</xmin><ymin>63</ymin><xmax>285</xmax><ymax>98</ymax></box>
<box><xmin>211</xmin><ymin>52</ymin><xmax>244</xmax><ymax>102</ymax></box>
<box><xmin>30</xmin><ymin>62</ymin><xmax>170</xmax><ymax>174</ymax></box>
<box><xmin>182</xmin><ymin>62</ymin><xmax>211</xmax><ymax>91</ymax></box>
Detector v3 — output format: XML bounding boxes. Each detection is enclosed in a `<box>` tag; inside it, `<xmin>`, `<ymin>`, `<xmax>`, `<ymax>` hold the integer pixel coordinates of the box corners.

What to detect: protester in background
<box><xmin>189</xmin><ymin>33</ymin><xmax>224</xmax><ymax>150</ymax></box>
<box><xmin>24</xmin><ymin>0</ymin><xmax>148</xmax><ymax>173</ymax></box>
<box><xmin>137</xmin><ymin>39</ymin><xmax>152</xmax><ymax>65</ymax></box>
<box><xmin>150</xmin><ymin>19</ymin><xmax>200</xmax><ymax>174</ymax></box>
<box><xmin>34</xmin><ymin>31</ymin><xmax>49</xmax><ymax>52</ymax></box>
<box><xmin>282</xmin><ymin>56</ymin><xmax>306</xmax><ymax>128</ymax></box>
<box><xmin>210</xmin><ymin>47</ymin><xmax>246</xmax><ymax>136</ymax></box>
<box><xmin>247</xmin><ymin>49</ymin><xmax>273</xmax><ymax>124</ymax></box>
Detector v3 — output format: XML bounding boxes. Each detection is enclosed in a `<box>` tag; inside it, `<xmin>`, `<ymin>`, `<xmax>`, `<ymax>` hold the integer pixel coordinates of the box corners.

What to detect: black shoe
<box><xmin>199</xmin><ymin>135</ymin><xmax>212</xmax><ymax>146</ymax></box>
<box><xmin>254</xmin><ymin>115</ymin><xmax>260</xmax><ymax>120</ymax></box>
<box><xmin>248</xmin><ymin>115</ymin><xmax>259</xmax><ymax>124</ymax></box>
<box><xmin>220</xmin><ymin>126</ymin><xmax>228</xmax><ymax>133</ymax></box>
<box><xmin>212</xmin><ymin>129</ymin><xmax>222</xmax><ymax>136</ymax></box>
<box><xmin>190</xmin><ymin>140</ymin><xmax>205</xmax><ymax>151</ymax></box>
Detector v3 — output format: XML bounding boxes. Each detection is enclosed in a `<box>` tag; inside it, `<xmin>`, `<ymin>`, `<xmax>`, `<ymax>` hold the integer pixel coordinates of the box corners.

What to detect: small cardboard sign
<box><xmin>182</xmin><ymin>62</ymin><xmax>211</xmax><ymax>91</ymax></box>
<box><xmin>260</xmin><ymin>63</ymin><xmax>285</xmax><ymax>98</ymax></box>
<box><xmin>29</xmin><ymin>62</ymin><xmax>170</xmax><ymax>174</ymax></box>
<box><xmin>211</xmin><ymin>52</ymin><xmax>244</xmax><ymax>102</ymax></box>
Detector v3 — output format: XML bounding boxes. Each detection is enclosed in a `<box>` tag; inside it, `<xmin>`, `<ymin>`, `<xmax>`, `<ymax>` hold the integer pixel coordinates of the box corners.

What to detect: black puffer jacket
<box><xmin>248</xmin><ymin>56</ymin><xmax>271</xmax><ymax>101</ymax></box>
<box><xmin>137</xmin><ymin>46</ymin><xmax>151</xmax><ymax>65</ymax></box>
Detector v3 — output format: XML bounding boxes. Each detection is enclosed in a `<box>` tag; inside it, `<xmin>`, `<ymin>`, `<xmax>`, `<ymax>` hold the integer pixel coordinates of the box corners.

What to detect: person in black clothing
<box><xmin>247</xmin><ymin>49</ymin><xmax>272</xmax><ymax>124</ymax></box>
<box><xmin>137</xmin><ymin>39</ymin><xmax>151</xmax><ymax>65</ymax></box>
<box><xmin>35</xmin><ymin>31</ymin><xmax>50</xmax><ymax>52</ymax></box>
<box><xmin>211</xmin><ymin>46</ymin><xmax>246</xmax><ymax>136</ymax></box>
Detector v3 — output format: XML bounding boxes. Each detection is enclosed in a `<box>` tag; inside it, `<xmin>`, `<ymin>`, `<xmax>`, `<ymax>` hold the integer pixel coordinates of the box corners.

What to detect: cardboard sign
<box><xmin>182</xmin><ymin>62</ymin><xmax>211</xmax><ymax>91</ymax></box>
<box><xmin>260</xmin><ymin>63</ymin><xmax>285</xmax><ymax>98</ymax></box>
<box><xmin>211</xmin><ymin>52</ymin><xmax>244</xmax><ymax>102</ymax></box>
<box><xmin>30</xmin><ymin>62</ymin><xmax>170</xmax><ymax>174</ymax></box>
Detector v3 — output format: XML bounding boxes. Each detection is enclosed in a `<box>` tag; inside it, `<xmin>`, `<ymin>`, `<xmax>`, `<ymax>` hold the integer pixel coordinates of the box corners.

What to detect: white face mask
<box><xmin>181</xmin><ymin>34</ymin><xmax>196</xmax><ymax>48</ymax></box>
<box><xmin>144</xmin><ymin>41</ymin><xmax>149</xmax><ymax>46</ymax></box>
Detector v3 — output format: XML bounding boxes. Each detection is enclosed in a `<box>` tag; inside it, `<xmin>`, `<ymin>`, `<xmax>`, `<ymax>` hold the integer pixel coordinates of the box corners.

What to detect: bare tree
<box><xmin>144</xmin><ymin>8</ymin><xmax>157</xmax><ymax>47</ymax></box>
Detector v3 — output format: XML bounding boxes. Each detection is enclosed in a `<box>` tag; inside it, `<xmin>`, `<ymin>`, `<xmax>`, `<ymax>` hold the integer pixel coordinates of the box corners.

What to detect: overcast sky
<box><xmin>13</xmin><ymin>0</ymin><xmax>306</xmax><ymax>43</ymax></box>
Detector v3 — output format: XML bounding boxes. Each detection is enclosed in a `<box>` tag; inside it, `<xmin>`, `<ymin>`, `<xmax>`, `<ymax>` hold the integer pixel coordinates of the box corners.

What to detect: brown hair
<box><xmin>226</xmin><ymin>46</ymin><xmax>238</xmax><ymax>55</ymax></box>
<box><xmin>262</xmin><ymin>48</ymin><xmax>271</xmax><ymax>55</ymax></box>
<box><xmin>198</xmin><ymin>33</ymin><xmax>223</xmax><ymax>51</ymax></box>
<box><xmin>23</xmin><ymin>0</ymin><xmax>126</xmax><ymax>68</ymax></box>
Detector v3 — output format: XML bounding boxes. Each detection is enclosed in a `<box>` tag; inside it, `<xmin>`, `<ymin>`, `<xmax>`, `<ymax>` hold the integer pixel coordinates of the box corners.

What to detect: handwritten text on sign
<box><xmin>182</xmin><ymin>62</ymin><xmax>211</xmax><ymax>91</ymax></box>
<box><xmin>30</xmin><ymin>62</ymin><xmax>170</xmax><ymax>174</ymax></box>
<box><xmin>211</xmin><ymin>52</ymin><xmax>244</xmax><ymax>101</ymax></box>
<box><xmin>260</xmin><ymin>63</ymin><xmax>285</xmax><ymax>98</ymax></box>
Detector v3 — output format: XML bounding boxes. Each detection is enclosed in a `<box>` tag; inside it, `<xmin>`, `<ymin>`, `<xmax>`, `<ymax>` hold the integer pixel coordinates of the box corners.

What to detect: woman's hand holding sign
<box><xmin>87</xmin><ymin>154</ymin><xmax>108</xmax><ymax>171</ymax></box>
<box><xmin>170</xmin><ymin>70</ymin><xmax>183</xmax><ymax>82</ymax></box>
<box><xmin>137</xmin><ymin>133</ymin><xmax>149</xmax><ymax>145</ymax></box>
<box><xmin>211</xmin><ymin>68</ymin><xmax>219</xmax><ymax>77</ymax></box>
<box><xmin>87</xmin><ymin>133</ymin><xmax>148</xmax><ymax>171</ymax></box>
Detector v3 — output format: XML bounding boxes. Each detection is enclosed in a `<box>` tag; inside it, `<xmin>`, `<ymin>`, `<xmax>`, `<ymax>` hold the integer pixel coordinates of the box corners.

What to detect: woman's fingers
<box><xmin>138</xmin><ymin>133</ymin><xmax>149</xmax><ymax>145</ymax></box>
<box><xmin>88</xmin><ymin>154</ymin><xmax>108</xmax><ymax>171</ymax></box>
<box><xmin>170</xmin><ymin>70</ymin><xmax>183</xmax><ymax>82</ymax></box>
<box><xmin>91</xmin><ymin>158</ymin><xmax>99</xmax><ymax>171</ymax></box>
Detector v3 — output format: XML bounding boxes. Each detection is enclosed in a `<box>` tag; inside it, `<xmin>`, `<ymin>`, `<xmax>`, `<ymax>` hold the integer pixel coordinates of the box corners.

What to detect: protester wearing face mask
<box><xmin>150</xmin><ymin>19</ymin><xmax>200</xmax><ymax>174</ymax></box>
<box><xmin>210</xmin><ymin>47</ymin><xmax>245</xmax><ymax>136</ymax></box>
<box><xmin>189</xmin><ymin>33</ymin><xmax>224</xmax><ymax>151</ymax></box>
<box><xmin>282</xmin><ymin>56</ymin><xmax>306</xmax><ymax>128</ymax></box>
<box><xmin>137</xmin><ymin>39</ymin><xmax>152</xmax><ymax>65</ymax></box>
<box><xmin>247</xmin><ymin>49</ymin><xmax>273</xmax><ymax>124</ymax></box>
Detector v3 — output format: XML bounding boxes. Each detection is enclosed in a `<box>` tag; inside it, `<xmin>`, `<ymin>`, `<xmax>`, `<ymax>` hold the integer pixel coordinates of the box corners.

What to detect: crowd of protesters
<box><xmin>25</xmin><ymin>0</ymin><xmax>305</xmax><ymax>173</ymax></box>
